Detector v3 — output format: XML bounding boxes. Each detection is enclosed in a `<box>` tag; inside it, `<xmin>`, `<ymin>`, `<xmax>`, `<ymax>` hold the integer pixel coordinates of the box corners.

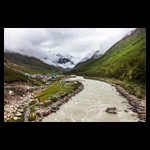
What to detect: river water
<box><xmin>42</xmin><ymin>76</ymin><xmax>139</xmax><ymax>122</ymax></box>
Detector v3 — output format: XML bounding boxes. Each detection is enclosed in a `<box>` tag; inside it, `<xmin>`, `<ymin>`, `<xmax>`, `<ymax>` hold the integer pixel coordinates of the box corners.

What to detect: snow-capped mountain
<box><xmin>39</xmin><ymin>53</ymin><xmax>79</xmax><ymax>69</ymax></box>
<box><xmin>52</xmin><ymin>54</ymin><xmax>75</xmax><ymax>68</ymax></box>
<box><xmin>38</xmin><ymin>50</ymin><xmax>102</xmax><ymax>69</ymax></box>
<box><xmin>73</xmin><ymin>50</ymin><xmax>102</xmax><ymax>70</ymax></box>
<box><xmin>92</xmin><ymin>50</ymin><xmax>102</xmax><ymax>59</ymax></box>
<box><xmin>80</xmin><ymin>50</ymin><xmax>102</xmax><ymax>63</ymax></box>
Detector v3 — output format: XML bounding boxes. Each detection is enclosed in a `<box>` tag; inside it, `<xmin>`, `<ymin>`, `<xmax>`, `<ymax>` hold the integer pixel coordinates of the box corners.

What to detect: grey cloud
<box><xmin>4</xmin><ymin>28</ymin><xmax>136</xmax><ymax>63</ymax></box>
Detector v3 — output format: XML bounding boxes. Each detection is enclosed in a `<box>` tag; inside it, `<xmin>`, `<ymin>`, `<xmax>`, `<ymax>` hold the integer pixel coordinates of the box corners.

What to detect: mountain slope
<box><xmin>4</xmin><ymin>66</ymin><xmax>28</xmax><ymax>83</ymax></box>
<box><xmin>73</xmin><ymin>50</ymin><xmax>102</xmax><ymax>70</ymax></box>
<box><xmin>4</xmin><ymin>55</ymin><xmax>29</xmax><ymax>83</ymax></box>
<box><xmin>67</xmin><ymin>28</ymin><xmax>146</xmax><ymax>82</ymax></box>
<box><xmin>5</xmin><ymin>52</ymin><xmax>62</xmax><ymax>74</ymax></box>
<box><xmin>39</xmin><ymin>53</ymin><xmax>79</xmax><ymax>69</ymax></box>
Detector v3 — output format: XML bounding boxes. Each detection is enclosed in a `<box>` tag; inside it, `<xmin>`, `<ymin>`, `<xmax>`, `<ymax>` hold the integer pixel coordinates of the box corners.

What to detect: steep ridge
<box><xmin>73</xmin><ymin>50</ymin><xmax>102</xmax><ymax>70</ymax></box>
<box><xmin>67</xmin><ymin>28</ymin><xmax>146</xmax><ymax>83</ymax></box>
<box><xmin>5</xmin><ymin>52</ymin><xmax>62</xmax><ymax>74</ymax></box>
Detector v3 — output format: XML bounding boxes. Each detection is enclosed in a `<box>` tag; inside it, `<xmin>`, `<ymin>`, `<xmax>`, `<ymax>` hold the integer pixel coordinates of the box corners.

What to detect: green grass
<box><xmin>29</xmin><ymin>100</ymin><xmax>37</xmax><ymax>106</ymax></box>
<box><xmin>4</xmin><ymin>66</ymin><xmax>28</xmax><ymax>83</ymax></box>
<box><xmin>34</xmin><ymin>80</ymin><xmax>81</xmax><ymax>103</ymax></box>
<box><xmin>34</xmin><ymin>82</ymin><xmax>60</xmax><ymax>102</ymax></box>
<box><xmin>5</xmin><ymin>52</ymin><xmax>62</xmax><ymax>74</ymax></box>
<box><xmin>67</xmin><ymin>29</ymin><xmax>146</xmax><ymax>85</ymax></box>
<box><xmin>4</xmin><ymin>65</ymin><xmax>46</xmax><ymax>86</ymax></box>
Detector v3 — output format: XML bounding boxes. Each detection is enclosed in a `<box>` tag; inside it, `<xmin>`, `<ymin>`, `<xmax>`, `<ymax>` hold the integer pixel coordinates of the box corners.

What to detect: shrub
<box><xmin>138</xmin><ymin>95</ymin><xmax>143</xmax><ymax>99</ymax></box>
<box><xmin>28</xmin><ymin>115</ymin><xmax>36</xmax><ymax>121</ymax></box>
<box><xmin>43</xmin><ymin>101</ymin><xmax>52</xmax><ymax>107</ymax></box>
<box><xmin>51</xmin><ymin>97</ymin><xmax>58</xmax><ymax>102</ymax></box>
<box><xmin>60</xmin><ymin>95</ymin><xmax>65</xmax><ymax>99</ymax></box>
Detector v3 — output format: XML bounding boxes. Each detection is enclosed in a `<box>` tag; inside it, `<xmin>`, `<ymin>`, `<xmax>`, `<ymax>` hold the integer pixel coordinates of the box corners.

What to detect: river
<box><xmin>42</xmin><ymin>76</ymin><xmax>139</xmax><ymax>122</ymax></box>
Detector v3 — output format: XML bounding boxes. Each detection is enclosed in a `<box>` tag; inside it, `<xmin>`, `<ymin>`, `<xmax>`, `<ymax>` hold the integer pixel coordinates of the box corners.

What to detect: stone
<box><xmin>105</xmin><ymin>107</ymin><xmax>117</xmax><ymax>114</ymax></box>
<box><xmin>18</xmin><ymin>109</ymin><xmax>24</xmax><ymax>113</ymax></box>
<box><xmin>39</xmin><ymin>118</ymin><xmax>42</xmax><ymax>122</ymax></box>
<box><xmin>138</xmin><ymin>111</ymin><xmax>146</xmax><ymax>114</ymax></box>
<box><xmin>9</xmin><ymin>116</ymin><xmax>13</xmax><ymax>120</ymax></box>
<box><xmin>16</xmin><ymin>112</ymin><xmax>22</xmax><ymax>117</ymax></box>
<box><xmin>30</xmin><ymin>113</ymin><xmax>36</xmax><ymax>117</ymax></box>
<box><xmin>27</xmin><ymin>87</ymin><xmax>30</xmax><ymax>90</ymax></box>
<box><xmin>138</xmin><ymin>120</ymin><xmax>146</xmax><ymax>122</ymax></box>
<box><xmin>13</xmin><ymin>117</ymin><xmax>19</xmax><ymax>120</ymax></box>
<box><xmin>9</xmin><ymin>90</ymin><xmax>14</xmax><ymax>96</ymax></box>
<box><xmin>15</xmin><ymin>104</ymin><xmax>20</xmax><ymax>108</ymax></box>
<box><xmin>4</xmin><ymin>115</ymin><xmax>7</xmax><ymax>120</ymax></box>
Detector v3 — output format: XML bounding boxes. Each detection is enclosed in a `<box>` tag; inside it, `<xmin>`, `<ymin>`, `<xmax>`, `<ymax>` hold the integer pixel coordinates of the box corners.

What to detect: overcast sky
<box><xmin>4</xmin><ymin>28</ymin><xmax>136</xmax><ymax>61</ymax></box>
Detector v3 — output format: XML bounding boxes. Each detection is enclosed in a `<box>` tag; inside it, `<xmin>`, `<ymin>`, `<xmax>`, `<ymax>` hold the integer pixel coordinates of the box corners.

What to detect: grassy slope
<box><xmin>73</xmin><ymin>57</ymin><xmax>95</xmax><ymax>70</ymax></box>
<box><xmin>4</xmin><ymin>55</ymin><xmax>48</xmax><ymax>85</ymax></box>
<box><xmin>4</xmin><ymin>66</ymin><xmax>28</xmax><ymax>83</ymax></box>
<box><xmin>67</xmin><ymin>28</ymin><xmax>146</xmax><ymax>99</ymax></box>
<box><xmin>69</xmin><ymin>28</ymin><xmax>146</xmax><ymax>81</ymax></box>
<box><xmin>34</xmin><ymin>80</ymin><xmax>79</xmax><ymax>102</ymax></box>
<box><xmin>5</xmin><ymin>52</ymin><xmax>61</xmax><ymax>74</ymax></box>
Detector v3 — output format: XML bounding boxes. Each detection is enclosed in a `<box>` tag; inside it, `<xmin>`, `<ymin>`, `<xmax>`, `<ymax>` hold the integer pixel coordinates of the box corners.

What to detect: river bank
<box><xmin>84</xmin><ymin>76</ymin><xmax>146</xmax><ymax>122</ymax></box>
<box><xmin>4</xmin><ymin>82</ymin><xmax>46</xmax><ymax>122</ymax></box>
<box><xmin>35</xmin><ymin>83</ymin><xmax>84</xmax><ymax>122</ymax></box>
<box><xmin>4</xmin><ymin>78</ymin><xmax>83</xmax><ymax>122</ymax></box>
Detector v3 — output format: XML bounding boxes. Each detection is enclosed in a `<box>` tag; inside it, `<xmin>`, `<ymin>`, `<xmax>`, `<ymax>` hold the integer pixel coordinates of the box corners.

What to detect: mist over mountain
<box><xmin>4</xmin><ymin>28</ymin><xmax>136</xmax><ymax>69</ymax></box>
<box><xmin>38</xmin><ymin>53</ymin><xmax>80</xmax><ymax>69</ymax></box>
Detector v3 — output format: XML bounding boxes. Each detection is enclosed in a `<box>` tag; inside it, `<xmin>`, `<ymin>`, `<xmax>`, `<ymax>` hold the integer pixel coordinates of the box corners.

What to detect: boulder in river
<box><xmin>105</xmin><ymin>107</ymin><xmax>117</xmax><ymax>114</ymax></box>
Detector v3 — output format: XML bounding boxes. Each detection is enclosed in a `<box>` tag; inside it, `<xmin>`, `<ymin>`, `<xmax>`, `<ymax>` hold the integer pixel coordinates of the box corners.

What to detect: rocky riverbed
<box><xmin>115</xmin><ymin>85</ymin><xmax>146</xmax><ymax>122</ymax></box>
<box><xmin>4</xmin><ymin>80</ymin><xmax>83</xmax><ymax>122</ymax></box>
<box><xmin>4</xmin><ymin>82</ymin><xmax>46</xmax><ymax>122</ymax></box>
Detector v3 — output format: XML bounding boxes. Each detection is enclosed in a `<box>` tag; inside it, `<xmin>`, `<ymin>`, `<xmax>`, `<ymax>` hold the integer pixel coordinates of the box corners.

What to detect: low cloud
<box><xmin>4</xmin><ymin>28</ymin><xmax>136</xmax><ymax>62</ymax></box>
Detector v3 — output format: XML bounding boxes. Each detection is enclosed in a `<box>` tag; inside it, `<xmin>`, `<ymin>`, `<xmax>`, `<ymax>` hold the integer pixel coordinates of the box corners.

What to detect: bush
<box><xmin>28</xmin><ymin>115</ymin><xmax>36</xmax><ymax>121</ymax></box>
<box><xmin>60</xmin><ymin>95</ymin><xmax>65</xmax><ymax>99</ymax></box>
<box><xmin>4</xmin><ymin>66</ymin><xmax>28</xmax><ymax>83</ymax></box>
<box><xmin>51</xmin><ymin>97</ymin><xmax>58</xmax><ymax>102</ymax></box>
<box><xmin>138</xmin><ymin>95</ymin><xmax>144</xmax><ymax>99</ymax></box>
<box><xmin>43</xmin><ymin>101</ymin><xmax>52</xmax><ymax>107</ymax></box>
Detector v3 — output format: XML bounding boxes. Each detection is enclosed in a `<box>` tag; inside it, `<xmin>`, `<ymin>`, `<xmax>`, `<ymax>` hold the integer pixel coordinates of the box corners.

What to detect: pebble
<box><xmin>16</xmin><ymin>112</ymin><xmax>22</xmax><ymax>117</ymax></box>
<box><xmin>13</xmin><ymin>117</ymin><xmax>19</xmax><ymax>120</ymax></box>
<box><xmin>18</xmin><ymin>109</ymin><xmax>24</xmax><ymax>113</ymax></box>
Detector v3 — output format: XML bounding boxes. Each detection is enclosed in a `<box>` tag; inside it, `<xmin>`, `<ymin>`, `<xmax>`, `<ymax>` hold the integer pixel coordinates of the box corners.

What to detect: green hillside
<box><xmin>73</xmin><ymin>57</ymin><xmax>95</xmax><ymax>70</ymax></box>
<box><xmin>67</xmin><ymin>28</ymin><xmax>146</xmax><ymax>82</ymax></box>
<box><xmin>4</xmin><ymin>52</ymin><xmax>62</xmax><ymax>74</ymax></box>
<box><xmin>4</xmin><ymin>66</ymin><xmax>28</xmax><ymax>83</ymax></box>
<box><xmin>66</xmin><ymin>28</ymin><xmax>146</xmax><ymax>99</ymax></box>
<box><xmin>4</xmin><ymin>52</ymin><xmax>62</xmax><ymax>84</ymax></box>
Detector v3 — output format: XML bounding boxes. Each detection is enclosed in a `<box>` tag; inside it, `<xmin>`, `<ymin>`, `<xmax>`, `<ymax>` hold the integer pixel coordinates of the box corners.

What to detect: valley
<box><xmin>4</xmin><ymin>28</ymin><xmax>146</xmax><ymax>122</ymax></box>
